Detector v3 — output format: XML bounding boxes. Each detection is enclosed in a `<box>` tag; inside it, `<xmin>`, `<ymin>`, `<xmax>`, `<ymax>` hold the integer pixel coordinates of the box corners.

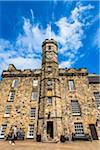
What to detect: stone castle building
<box><xmin>0</xmin><ymin>39</ymin><xmax>100</xmax><ymax>141</ymax></box>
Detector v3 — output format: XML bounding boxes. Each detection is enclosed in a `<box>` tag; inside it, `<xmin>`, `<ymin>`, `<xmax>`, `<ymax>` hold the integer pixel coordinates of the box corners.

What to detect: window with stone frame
<box><xmin>74</xmin><ymin>123</ymin><xmax>84</xmax><ymax>136</ymax></box>
<box><xmin>30</xmin><ymin>108</ymin><xmax>36</xmax><ymax>117</ymax></box>
<box><xmin>48</xmin><ymin>45</ymin><xmax>51</xmax><ymax>50</ymax></box>
<box><xmin>47</xmin><ymin>97</ymin><xmax>52</xmax><ymax>104</ymax></box>
<box><xmin>47</xmin><ymin>89</ymin><xmax>52</xmax><ymax>96</ymax></box>
<box><xmin>8</xmin><ymin>91</ymin><xmax>15</xmax><ymax>102</ymax></box>
<box><xmin>33</xmin><ymin>79</ymin><xmax>38</xmax><ymax>87</ymax></box>
<box><xmin>47</xmin><ymin>79</ymin><xmax>52</xmax><ymax>88</ymax></box>
<box><xmin>31</xmin><ymin>91</ymin><xmax>38</xmax><ymax>100</ymax></box>
<box><xmin>0</xmin><ymin>124</ymin><xmax>7</xmax><ymax>138</ymax></box>
<box><xmin>4</xmin><ymin>105</ymin><xmax>11</xmax><ymax>117</ymax></box>
<box><xmin>12</xmin><ymin>79</ymin><xmax>18</xmax><ymax>88</ymax></box>
<box><xmin>68</xmin><ymin>80</ymin><xmax>75</xmax><ymax>91</ymax></box>
<box><xmin>27</xmin><ymin>124</ymin><xmax>34</xmax><ymax>138</ymax></box>
<box><xmin>47</xmin><ymin>66</ymin><xmax>52</xmax><ymax>72</ymax></box>
<box><xmin>71</xmin><ymin>100</ymin><xmax>81</xmax><ymax>116</ymax></box>
<box><xmin>94</xmin><ymin>92</ymin><xmax>100</xmax><ymax>109</ymax></box>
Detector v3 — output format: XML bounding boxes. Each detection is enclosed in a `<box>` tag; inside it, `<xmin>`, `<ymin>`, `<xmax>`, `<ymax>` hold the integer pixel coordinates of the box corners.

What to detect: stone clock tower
<box><xmin>38</xmin><ymin>39</ymin><xmax>62</xmax><ymax>141</ymax></box>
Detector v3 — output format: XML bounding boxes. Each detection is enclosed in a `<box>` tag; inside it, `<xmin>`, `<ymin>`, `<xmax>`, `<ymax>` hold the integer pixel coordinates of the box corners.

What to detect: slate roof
<box><xmin>88</xmin><ymin>76</ymin><xmax>100</xmax><ymax>83</ymax></box>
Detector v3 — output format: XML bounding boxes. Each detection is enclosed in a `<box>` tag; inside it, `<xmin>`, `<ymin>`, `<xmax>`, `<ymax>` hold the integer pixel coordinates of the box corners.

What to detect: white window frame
<box><xmin>30</xmin><ymin>108</ymin><xmax>36</xmax><ymax>118</ymax></box>
<box><xmin>68</xmin><ymin>80</ymin><xmax>74</xmax><ymax>91</ymax></box>
<box><xmin>0</xmin><ymin>124</ymin><xmax>7</xmax><ymax>138</ymax></box>
<box><xmin>74</xmin><ymin>123</ymin><xmax>84</xmax><ymax>136</ymax></box>
<box><xmin>33</xmin><ymin>79</ymin><xmax>38</xmax><ymax>87</ymax></box>
<box><xmin>71</xmin><ymin>100</ymin><xmax>81</xmax><ymax>116</ymax></box>
<box><xmin>12</xmin><ymin>79</ymin><xmax>18</xmax><ymax>88</ymax></box>
<box><xmin>4</xmin><ymin>105</ymin><xmax>11</xmax><ymax>117</ymax></box>
<box><xmin>8</xmin><ymin>91</ymin><xmax>15</xmax><ymax>102</ymax></box>
<box><xmin>27</xmin><ymin>125</ymin><xmax>34</xmax><ymax>139</ymax></box>
<box><xmin>31</xmin><ymin>92</ymin><xmax>38</xmax><ymax>100</ymax></box>
<box><xmin>94</xmin><ymin>92</ymin><xmax>100</xmax><ymax>109</ymax></box>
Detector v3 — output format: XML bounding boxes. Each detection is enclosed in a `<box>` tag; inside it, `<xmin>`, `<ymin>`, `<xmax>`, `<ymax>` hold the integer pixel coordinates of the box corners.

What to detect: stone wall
<box><xmin>0</xmin><ymin>75</ymin><xmax>40</xmax><ymax>140</ymax></box>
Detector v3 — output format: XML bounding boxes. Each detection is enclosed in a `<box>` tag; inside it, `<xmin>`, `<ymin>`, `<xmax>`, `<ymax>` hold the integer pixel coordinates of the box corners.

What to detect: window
<box><xmin>31</xmin><ymin>92</ymin><xmax>38</xmax><ymax>100</ymax></box>
<box><xmin>71</xmin><ymin>100</ymin><xmax>81</xmax><ymax>116</ymax></box>
<box><xmin>74</xmin><ymin>123</ymin><xmax>84</xmax><ymax>136</ymax></box>
<box><xmin>8</xmin><ymin>91</ymin><xmax>15</xmax><ymax>102</ymax></box>
<box><xmin>47</xmin><ymin>80</ymin><xmax>52</xmax><ymax>89</ymax></box>
<box><xmin>47</xmin><ymin>97</ymin><xmax>52</xmax><ymax>104</ymax></box>
<box><xmin>47</xmin><ymin>90</ymin><xmax>52</xmax><ymax>96</ymax></box>
<box><xmin>47</xmin><ymin>80</ymin><xmax>52</xmax><ymax>86</ymax></box>
<box><xmin>33</xmin><ymin>79</ymin><xmax>38</xmax><ymax>87</ymax></box>
<box><xmin>48</xmin><ymin>45</ymin><xmax>51</xmax><ymax>50</ymax></box>
<box><xmin>4</xmin><ymin>105</ymin><xmax>11</xmax><ymax>117</ymax></box>
<box><xmin>12</xmin><ymin>79</ymin><xmax>18</xmax><ymax>88</ymax></box>
<box><xmin>68</xmin><ymin>80</ymin><xmax>74</xmax><ymax>91</ymax></box>
<box><xmin>30</xmin><ymin>108</ymin><xmax>36</xmax><ymax>117</ymax></box>
<box><xmin>94</xmin><ymin>92</ymin><xmax>100</xmax><ymax>109</ymax></box>
<box><xmin>27</xmin><ymin>125</ymin><xmax>34</xmax><ymax>138</ymax></box>
<box><xmin>47</xmin><ymin>66</ymin><xmax>52</xmax><ymax>72</ymax></box>
<box><xmin>0</xmin><ymin>124</ymin><xmax>7</xmax><ymax>138</ymax></box>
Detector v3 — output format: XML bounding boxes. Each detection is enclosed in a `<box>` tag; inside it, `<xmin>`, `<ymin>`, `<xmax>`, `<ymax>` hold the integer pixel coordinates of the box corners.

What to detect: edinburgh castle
<box><xmin>0</xmin><ymin>39</ymin><xmax>100</xmax><ymax>142</ymax></box>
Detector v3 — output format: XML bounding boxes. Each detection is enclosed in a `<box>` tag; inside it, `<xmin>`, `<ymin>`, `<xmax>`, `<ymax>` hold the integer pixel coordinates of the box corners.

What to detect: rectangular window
<box><xmin>4</xmin><ymin>105</ymin><xmax>11</xmax><ymax>117</ymax></box>
<box><xmin>94</xmin><ymin>92</ymin><xmax>100</xmax><ymax>109</ymax></box>
<box><xmin>47</xmin><ymin>97</ymin><xmax>52</xmax><ymax>104</ymax></box>
<box><xmin>30</xmin><ymin>108</ymin><xmax>36</xmax><ymax>117</ymax></box>
<box><xmin>31</xmin><ymin>92</ymin><xmax>38</xmax><ymax>100</ymax></box>
<box><xmin>74</xmin><ymin>123</ymin><xmax>84</xmax><ymax>136</ymax></box>
<box><xmin>47</xmin><ymin>66</ymin><xmax>52</xmax><ymax>72</ymax></box>
<box><xmin>12</xmin><ymin>79</ymin><xmax>18</xmax><ymax>88</ymax></box>
<box><xmin>47</xmin><ymin>90</ymin><xmax>52</xmax><ymax>96</ymax></box>
<box><xmin>48</xmin><ymin>45</ymin><xmax>51</xmax><ymax>50</ymax></box>
<box><xmin>68</xmin><ymin>80</ymin><xmax>74</xmax><ymax>91</ymax></box>
<box><xmin>71</xmin><ymin>100</ymin><xmax>81</xmax><ymax>116</ymax></box>
<box><xmin>33</xmin><ymin>79</ymin><xmax>38</xmax><ymax>87</ymax></box>
<box><xmin>47</xmin><ymin>80</ymin><xmax>52</xmax><ymax>86</ymax></box>
<box><xmin>8</xmin><ymin>91</ymin><xmax>15</xmax><ymax>102</ymax></box>
<box><xmin>27</xmin><ymin>125</ymin><xmax>34</xmax><ymax>138</ymax></box>
<box><xmin>0</xmin><ymin>124</ymin><xmax>7</xmax><ymax>138</ymax></box>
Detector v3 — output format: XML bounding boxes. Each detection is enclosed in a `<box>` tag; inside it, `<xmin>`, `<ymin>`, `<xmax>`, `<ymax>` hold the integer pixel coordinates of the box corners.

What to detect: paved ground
<box><xmin>0</xmin><ymin>140</ymin><xmax>100</xmax><ymax>150</ymax></box>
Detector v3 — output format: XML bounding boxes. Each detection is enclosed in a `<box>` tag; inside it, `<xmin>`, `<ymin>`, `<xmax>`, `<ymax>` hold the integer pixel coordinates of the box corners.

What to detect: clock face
<box><xmin>46</xmin><ymin>53</ymin><xmax>57</xmax><ymax>62</ymax></box>
<box><xmin>47</xmin><ymin>55</ymin><xmax>52</xmax><ymax>61</ymax></box>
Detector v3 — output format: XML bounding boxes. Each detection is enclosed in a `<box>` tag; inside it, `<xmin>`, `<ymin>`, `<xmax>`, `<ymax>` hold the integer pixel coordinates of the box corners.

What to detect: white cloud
<box><xmin>53</xmin><ymin>3</ymin><xmax>94</xmax><ymax>68</ymax></box>
<box><xmin>30</xmin><ymin>9</ymin><xmax>34</xmax><ymax>21</ymax></box>
<box><xmin>0</xmin><ymin>2</ymin><xmax>95</xmax><ymax>74</ymax></box>
<box><xmin>59</xmin><ymin>60</ymin><xmax>73</xmax><ymax>68</ymax></box>
<box><xmin>6</xmin><ymin>57</ymin><xmax>41</xmax><ymax>70</ymax></box>
<box><xmin>0</xmin><ymin>39</ymin><xmax>13</xmax><ymax>51</ymax></box>
<box><xmin>93</xmin><ymin>28</ymin><xmax>100</xmax><ymax>49</ymax></box>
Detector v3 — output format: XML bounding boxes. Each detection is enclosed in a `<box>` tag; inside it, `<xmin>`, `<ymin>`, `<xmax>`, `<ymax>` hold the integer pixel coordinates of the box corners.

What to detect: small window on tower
<box><xmin>48</xmin><ymin>45</ymin><xmax>51</xmax><ymax>50</ymax></box>
<box><xmin>47</xmin><ymin>79</ymin><xmax>52</xmax><ymax>86</ymax></box>
<box><xmin>47</xmin><ymin>66</ymin><xmax>52</xmax><ymax>72</ymax></box>
<box><xmin>47</xmin><ymin>90</ymin><xmax>52</xmax><ymax>96</ymax></box>
<box><xmin>47</xmin><ymin>97</ymin><xmax>52</xmax><ymax>104</ymax></box>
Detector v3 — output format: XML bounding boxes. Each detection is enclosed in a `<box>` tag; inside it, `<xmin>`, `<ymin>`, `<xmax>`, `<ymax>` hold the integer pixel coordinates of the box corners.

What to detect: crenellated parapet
<box><xmin>2</xmin><ymin>64</ymin><xmax>41</xmax><ymax>78</ymax></box>
<box><xmin>59</xmin><ymin>68</ymin><xmax>88</xmax><ymax>76</ymax></box>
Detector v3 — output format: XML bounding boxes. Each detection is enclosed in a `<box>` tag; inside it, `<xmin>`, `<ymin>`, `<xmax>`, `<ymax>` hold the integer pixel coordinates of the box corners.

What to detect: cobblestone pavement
<box><xmin>0</xmin><ymin>141</ymin><xmax>100</xmax><ymax>150</ymax></box>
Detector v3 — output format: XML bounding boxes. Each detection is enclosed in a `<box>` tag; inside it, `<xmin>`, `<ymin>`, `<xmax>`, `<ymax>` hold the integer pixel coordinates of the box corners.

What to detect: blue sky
<box><xmin>0</xmin><ymin>0</ymin><xmax>100</xmax><ymax>76</ymax></box>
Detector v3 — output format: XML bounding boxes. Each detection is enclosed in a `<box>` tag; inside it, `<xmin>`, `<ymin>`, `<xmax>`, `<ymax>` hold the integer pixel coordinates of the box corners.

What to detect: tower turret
<box><xmin>38</xmin><ymin>39</ymin><xmax>62</xmax><ymax>141</ymax></box>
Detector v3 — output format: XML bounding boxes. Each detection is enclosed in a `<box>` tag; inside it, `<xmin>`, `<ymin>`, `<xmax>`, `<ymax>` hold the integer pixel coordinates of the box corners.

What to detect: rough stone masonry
<box><xmin>0</xmin><ymin>39</ymin><xmax>100</xmax><ymax>142</ymax></box>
